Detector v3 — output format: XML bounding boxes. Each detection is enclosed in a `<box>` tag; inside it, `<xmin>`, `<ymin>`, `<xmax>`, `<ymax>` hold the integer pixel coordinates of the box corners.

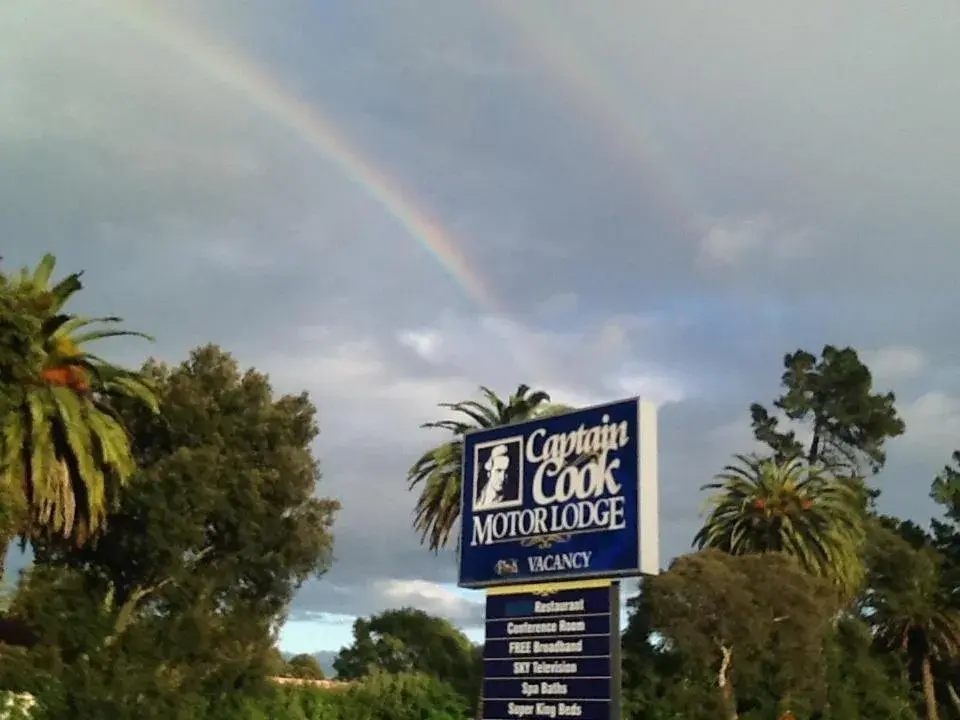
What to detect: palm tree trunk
<box><xmin>921</xmin><ymin>653</ymin><xmax>939</xmax><ymax>720</ymax></box>
<box><xmin>0</xmin><ymin>532</ymin><xmax>13</xmax><ymax>595</ymax></box>
<box><xmin>947</xmin><ymin>682</ymin><xmax>960</xmax><ymax>714</ymax></box>
<box><xmin>718</xmin><ymin>644</ymin><xmax>737</xmax><ymax>720</ymax></box>
<box><xmin>808</xmin><ymin>423</ymin><xmax>822</xmax><ymax>464</ymax></box>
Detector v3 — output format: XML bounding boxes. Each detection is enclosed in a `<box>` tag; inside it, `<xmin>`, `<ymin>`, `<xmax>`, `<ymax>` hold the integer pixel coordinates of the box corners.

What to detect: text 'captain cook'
<box><xmin>471</xmin><ymin>414</ymin><xmax>630</xmax><ymax>546</ymax></box>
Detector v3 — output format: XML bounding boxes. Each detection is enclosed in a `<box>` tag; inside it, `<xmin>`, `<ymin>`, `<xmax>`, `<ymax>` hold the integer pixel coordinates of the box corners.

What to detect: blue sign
<box><xmin>458</xmin><ymin>398</ymin><xmax>658</xmax><ymax>588</ymax></box>
<box><xmin>481</xmin><ymin>583</ymin><xmax>620</xmax><ymax>720</ymax></box>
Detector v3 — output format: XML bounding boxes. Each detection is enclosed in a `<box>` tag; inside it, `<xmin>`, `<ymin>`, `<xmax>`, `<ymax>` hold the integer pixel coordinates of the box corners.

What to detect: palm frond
<box><xmin>694</xmin><ymin>452</ymin><xmax>867</xmax><ymax>593</ymax></box>
<box><xmin>406</xmin><ymin>384</ymin><xmax>556</xmax><ymax>552</ymax></box>
<box><xmin>0</xmin><ymin>253</ymin><xmax>157</xmax><ymax>547</ymax></box>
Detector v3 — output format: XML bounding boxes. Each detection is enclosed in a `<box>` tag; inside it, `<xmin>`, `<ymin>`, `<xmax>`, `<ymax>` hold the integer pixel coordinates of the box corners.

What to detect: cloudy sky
<box><xmin>4</xmin><ymin>0</ymin><xmax>960</xmax><ymax>654</ymax></box>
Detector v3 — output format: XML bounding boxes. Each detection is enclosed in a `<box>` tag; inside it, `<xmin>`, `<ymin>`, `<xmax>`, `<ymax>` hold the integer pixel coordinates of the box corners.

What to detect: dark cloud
<box><xmin>3</xmin><ymin>0</ymin><xmax>960</xmax><ymax>631</ymax></box>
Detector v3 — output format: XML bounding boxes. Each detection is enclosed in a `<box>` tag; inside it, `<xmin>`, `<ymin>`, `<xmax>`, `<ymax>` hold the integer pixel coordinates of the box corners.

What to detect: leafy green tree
<box><xmin>694</xmin><ymin>453</ymin><xmax>867</xmax><ymax>594</ymax></box>
<box><xmin>822</xmin><ymin>616</ymin><xmax>916</xmax><ymax>720</ymax></box>
<box><xmin>646</xmin><ymin>550</ymin><xmax>839</xmax><ymax>720</ymax></box>
<box><xmin>930</xmin><ymin>450</ymin><xmax>960</xmax><ymax>576</ymax></box>
<box><xmin>334</xmin><ymin>607</ymin><xmax>481</xmax><ymax>710</ymax></box>
<box><xmin>18</xmin><ymin>345</ymin><xmax>338</xmax><ymax>715</ymax></box>
<box><xmin>621</xmin><ymin>583</ymin><xmax>723</xmax><ymax>720</ymax></box>
<box><xmin>285</xmin><ymin>653</ymin><xmax>325</xmax><ymax>680</ymax></box>
<box><xmin>931</xmin><ymin>451</ymin><xmax>960</xmax><ymax>513</ymax></box>
<box><xmin>864</xmin><ymin>522</ymin><xmax>960</xmax><ymax>720</ymax></box>
<box><xmin>749</xmin><ymin>345</ymin><xmax>904</xmax><ymax>476</ymax></box>
<box><xmin>0</xmin><ymin>254</ymin><xmax>157</xmax><ymax>560</ymax></box>
<box><xmin>406</xmin><ymin>384</ymin><xmax>563</xmax><ymax>551</ymax></box>
<box><xmin>264</xmin><ymin>647</ymin><xmax>287</xmax><ymax>677</ymax></box>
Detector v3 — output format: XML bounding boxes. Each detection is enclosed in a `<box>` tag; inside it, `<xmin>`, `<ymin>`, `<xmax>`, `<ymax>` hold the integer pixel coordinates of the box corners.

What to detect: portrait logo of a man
<box><xmin>473</xmin><ymin>436</ymin><xmax>524</xmax><ymax>512</ymax></box>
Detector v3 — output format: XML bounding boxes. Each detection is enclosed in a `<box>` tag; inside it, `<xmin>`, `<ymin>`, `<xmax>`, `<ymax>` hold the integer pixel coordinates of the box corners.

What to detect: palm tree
<box><xmin>407</xmin><ymin>384</ymin><xmax>568</xmax><ymax>551</ymax></box>
<box><xmin>0</xmin><ymin>254</ymin><xmax>158</xmax><ymax>556</ymax></box>
<box><xmin>693</xmin><ymin>453</ymin><xmax>867</xmax><ymax>594</ymax></box>
<box><xmin>865</xmin><ymin>524</ymin><xmax>960</xmax><ymax>720</ymax></box>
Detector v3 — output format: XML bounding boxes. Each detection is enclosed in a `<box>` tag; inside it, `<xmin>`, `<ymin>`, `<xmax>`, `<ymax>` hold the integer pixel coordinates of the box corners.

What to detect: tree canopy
<box><xmin>750</xmin><ymin>345</ymin><xmax>905</xmax><ymax>476</ymax></box>
<box><xmin>285</xmin><ymin>654</ymin><xmax>326</xmax><ymax>680</ymax></box>
<box><xmin>1</xmin><ymin>344</ymin><xmax>339</xmax><ymax>717</ymax></box>
<box><xmin>694</xmin><ymin>453</ymin><xmax>867</xmax><ymax>594</ymax></box>
<box><xmin>0</xmin><ymin>254</ymin><xmax>158</xmax><ymax>557</ymax></box>
<box><xmin>334</xmin><ymin>607</ymin><xmax>481</xmax><ymax>710</ymax></box>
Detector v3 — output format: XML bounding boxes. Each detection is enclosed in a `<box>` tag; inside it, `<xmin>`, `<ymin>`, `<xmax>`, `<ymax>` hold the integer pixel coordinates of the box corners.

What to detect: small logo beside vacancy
<box><xmin>473</xmin><ymin>437</ymin><xmax>524</xmax><ymax>513</ymax></box>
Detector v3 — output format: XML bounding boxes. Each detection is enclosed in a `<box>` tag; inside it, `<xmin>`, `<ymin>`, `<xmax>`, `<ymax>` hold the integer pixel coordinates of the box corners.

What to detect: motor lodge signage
<box><xmin>481</xmin><ymin>582</ymin><xmax>621</xmax><ymax>720</ymax></box>
<box><xmin>458</xmin><ymin>398</ymin><xmax>658</xmax><ymax>589</ymax></box>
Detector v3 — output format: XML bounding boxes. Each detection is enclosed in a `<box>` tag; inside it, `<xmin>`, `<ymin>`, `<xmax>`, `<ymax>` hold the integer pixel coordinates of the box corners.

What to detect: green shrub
<box><xmin>226</xmin><ymin>673</ymin><xmax>469</xmax><ymax>720</ymax></box>
<box><xmin>202</xmin><ymin>686</ymin><xmax>342</xmax><ymax>720</ymax></box>
<box><xmin>341</xmin><ymin>672</ymin><xmax>469</xmax><ymax>720</ymax></box>
<box><xmin>0</xmin><ymin>652</ymin><xmax>469</xmax><ymax>720</ymax></box>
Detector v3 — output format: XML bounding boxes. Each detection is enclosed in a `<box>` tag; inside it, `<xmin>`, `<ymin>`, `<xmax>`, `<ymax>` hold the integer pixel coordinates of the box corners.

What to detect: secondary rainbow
<box><xmin>493</xmin><ymin>1</ymin><xmax>704</xmax><ymax>238</ymax></box>
<box><xmin>97</xmin><ymin>0</ymin><xmax>496</xmax><ymax>311</ymax></box>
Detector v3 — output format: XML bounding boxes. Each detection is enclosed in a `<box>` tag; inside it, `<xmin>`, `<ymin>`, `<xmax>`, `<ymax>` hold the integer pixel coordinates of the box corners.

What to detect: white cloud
<box><xmin>900</xmin><ymin>392</ymin><xmax>960</xmax><ymax>454</ymax></box>
<box><xmin>862</xmin><ymin>346</ymin><xmax>928</xmax><ymax>384</ymax></box>
<box><xmin>375</xmin><ymin>579</ymin><xmax>483</xmax><ymax>626</ymax></box>
<box><xmin>260</xmin><ymin>313</ymin><xmax>690</xmax><ymax>450</ymax></box>
<box><xmin>260</xmin><ymin>337</ymin><xmax>474</xmax><ymax>446</ymax></box>
<box><xmin>697</xmin><ymin>215</ymin><xmax>813</xmax><ymax>268</ymax></box>
<box><xmin>294</xmin><ymin>611</ymin><xmax>356</xmax><ymax>625</ymax></box>
<box><xmin>398</xmin><ymin>329</ymin><xmax>445</xmax><ymax>363</ymax></box>
<box><xmin>614</xmin><ymin>372</ymin><xmax>686</xmax><ymax>406</ymax></box>
<box><xmin>706</xmin><ymin>412</ymin><xmax>814</xmax><ymax>458</ymax></box>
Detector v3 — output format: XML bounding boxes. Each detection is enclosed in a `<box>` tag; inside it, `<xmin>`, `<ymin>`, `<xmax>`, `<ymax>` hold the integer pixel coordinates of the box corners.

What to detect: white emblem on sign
<box><xmin>473</xmin><ymin>437</ymin><xmax>524</xmax><ymax>512</ymax></box>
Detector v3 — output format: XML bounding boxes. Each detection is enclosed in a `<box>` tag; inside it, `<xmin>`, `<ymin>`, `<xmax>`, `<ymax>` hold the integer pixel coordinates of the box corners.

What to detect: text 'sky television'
<box><xmin>457</xmin><ymin>397</ymin><xmax>658</xmax><ymax>589</ymax></box>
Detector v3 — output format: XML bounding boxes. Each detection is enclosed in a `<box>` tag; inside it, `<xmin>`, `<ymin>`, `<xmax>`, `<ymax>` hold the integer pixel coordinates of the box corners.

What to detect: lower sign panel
<box><xmin>482</xmin><ymin>699</ymin><xmax>612</xmax><ymax>720</ymax></box>
<box><xmin>483</xmin><ymin>657</ymin><xmax>612</xmax><ymax>679</ymax></box>
<box><xmin>481</xmin><ymin>583</ymin><xmax>620</xmax><ymax>720</ymax></box>
<box><xmin>484</xmin><ymin>677</ymin><xmax>612</xmax><ymax>701</ymax></box>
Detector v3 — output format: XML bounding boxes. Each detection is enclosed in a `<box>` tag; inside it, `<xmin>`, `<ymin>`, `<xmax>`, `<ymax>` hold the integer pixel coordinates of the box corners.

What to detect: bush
<box><xmin>216</xmin><ymin>672</ymin><xmax>469</xmax><ymax>720</ymax></box>
<box><xmin>285</xmin><ymin>654</ymin><xmax>325</xmax><ymax>680</ymax></box>
<box><xmin>341</xmin><ymin>672</ymin><xmax>469</xmax><ymax>720</ymax></box>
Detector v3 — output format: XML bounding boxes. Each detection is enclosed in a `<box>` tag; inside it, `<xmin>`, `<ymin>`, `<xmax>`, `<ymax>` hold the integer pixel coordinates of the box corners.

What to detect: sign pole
<box><xmin>610</xmin><ymin>581</ymin><xmax>621</xmax><ymax>720</ymax></box>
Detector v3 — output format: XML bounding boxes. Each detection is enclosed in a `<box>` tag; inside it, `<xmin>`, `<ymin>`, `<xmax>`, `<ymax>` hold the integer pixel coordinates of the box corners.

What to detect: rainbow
<box><xmin>96</xmin><ymin>0</ymin><xmax>497</xmax><ymax>311</ymax></box>
<box><xmin>492</xmin><ymin>1</ymin><xmax>704</xmax><ymax>238</ymax></box>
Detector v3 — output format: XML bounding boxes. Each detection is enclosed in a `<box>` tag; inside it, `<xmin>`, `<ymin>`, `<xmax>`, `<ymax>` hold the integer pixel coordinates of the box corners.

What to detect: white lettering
<box><xmin>532</xmin><ymin>639</ymin><xmax>583</xmax><ymax>654</ymax></box>
<box><xmin>507</xmin><ymin>702</ymin><xmax>535</xmax><ymax>717</ymax></box>
<box><xmin>524</xmin><ymin>414</ymin><xmax>629</xmax><ymax>466</ymax></box>
<box><xmin>532</xmin><ymin>450</ymin><xmax>622</xmax><ymax>506</ymax></box>
<box><xmin>532</xmin><ymin>661</ymin><xmax>578</xmax><ymax>674</ymax></box>
<box><xmin>508</xmin><ymin>621</ymin><xmax>558</xmax><ymax>635</ymax></box>
<box><xmin>471</xmin><ymin>507</ymin><xmax>550</xmax><ymax>545</ymax></box>
<box><xmin>521</xmin><ymin>682</ymin><xmax>569</xmax><ymax>696</ymax></box>
<box><xmin>525</xmin><ymin>428</ymin><xmax>548</xmax><ymax>463</ymax></box>
<box><xmin>471</xmin><ymin>498</ymin><xmax>626</xmax><ymax>546</ymax></box>
<box><xmin>533</xmin><ymin>599</ymin><xmax>585</xmax><ymax>614</ymax></box>
<box><xmin>535</xmin><ymin>703</ymin><xmax>557</xmax><ymax>719</ymax></box>
<box><xmin>473</xmin><ymin>414</ymin><xmax>634</xmax><ymax>547</ymax></box>
<box><xmin>527</xmin><ymin>551</ymin><xmax>592</xmax><ymax>574</ymax></box>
